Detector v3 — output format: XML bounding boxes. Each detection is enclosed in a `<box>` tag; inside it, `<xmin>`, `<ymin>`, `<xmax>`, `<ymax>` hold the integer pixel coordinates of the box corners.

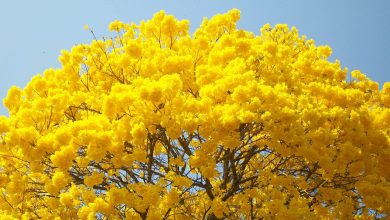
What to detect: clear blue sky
<box><xmin>1</xmin><ymin>0</ymin><xmax>389</xmax><ymax>115</ymax></box>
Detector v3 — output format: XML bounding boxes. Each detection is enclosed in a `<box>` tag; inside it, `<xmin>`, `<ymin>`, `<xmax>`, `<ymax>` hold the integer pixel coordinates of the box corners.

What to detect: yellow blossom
<box><xmin>0</xmin><ymin>9</ymin><xmax>389</xmax><ymax>220</ymax></box>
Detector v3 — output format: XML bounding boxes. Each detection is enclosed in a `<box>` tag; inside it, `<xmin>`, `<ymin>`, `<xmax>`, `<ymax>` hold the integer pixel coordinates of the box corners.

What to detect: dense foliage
<box><xmin>0</xmin><ymin>9</ymin><xmax>389</xmax><ymax>219</ymax></box>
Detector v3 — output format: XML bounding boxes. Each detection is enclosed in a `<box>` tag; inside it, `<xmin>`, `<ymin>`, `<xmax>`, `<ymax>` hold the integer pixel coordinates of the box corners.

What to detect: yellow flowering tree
<box><xmin>1</xmin><ymin>9</ymin><xmax>389</xmax><ymax>219</ymax></box>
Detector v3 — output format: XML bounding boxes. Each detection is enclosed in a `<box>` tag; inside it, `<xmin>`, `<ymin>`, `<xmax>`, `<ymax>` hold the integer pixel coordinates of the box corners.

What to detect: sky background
<box><xmin>0</xmin><ymin>0</ymin><xmax>389</xmax><ymax>115</ymax></box>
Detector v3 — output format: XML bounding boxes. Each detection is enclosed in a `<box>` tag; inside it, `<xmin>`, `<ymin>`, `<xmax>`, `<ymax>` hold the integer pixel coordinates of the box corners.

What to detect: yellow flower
<box><xmin>3</xmin><ymin>86</ymin><xmax>22</xmax><ymax>114</ymax></box>
<box><xmin>51</xmin><ymin>171</ymin><xmax>69</xmax><ymax>193</ymax></box>
<box><xmin>84</xmin><ymin>172</ymin><xmax>104</xmax><ymax>187</ymax></box>
<box><xmin>0</xmin><ymin>116</ymin><xmax>10</xmax><ymax>133</ymax></box>
<box><xmin>59</xmin><ymin>192</ymin><xmax>74</xmax><ymax>208</ymax></box>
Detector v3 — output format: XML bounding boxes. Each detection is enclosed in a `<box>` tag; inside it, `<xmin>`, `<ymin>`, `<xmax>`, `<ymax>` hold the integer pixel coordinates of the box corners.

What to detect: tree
<box><xmin>0</xmin><ymin>9</ymin><xmax>389</xmax><ymax>219</ymax></box>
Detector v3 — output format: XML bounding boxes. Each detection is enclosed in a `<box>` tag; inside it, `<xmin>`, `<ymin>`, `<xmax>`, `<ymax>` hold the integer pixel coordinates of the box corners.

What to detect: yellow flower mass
<box><xmin>0</xmin><ymin>9</ymin><xmax>389</xmax><ymax>219</ymax></box>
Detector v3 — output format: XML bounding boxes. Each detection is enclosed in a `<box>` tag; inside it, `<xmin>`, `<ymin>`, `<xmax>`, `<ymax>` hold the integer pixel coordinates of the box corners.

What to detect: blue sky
<box><xmin>0</xmin><ymin>0</ymin><xmax>389</xmax><ymax>115</ymax></box>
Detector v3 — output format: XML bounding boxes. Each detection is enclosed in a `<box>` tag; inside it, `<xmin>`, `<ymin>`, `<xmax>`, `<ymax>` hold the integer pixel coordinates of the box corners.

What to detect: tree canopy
<box><xmin>0</xmin><ymin>9</ymin><xmax>389</xmax><ymax>219</ymax></box>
